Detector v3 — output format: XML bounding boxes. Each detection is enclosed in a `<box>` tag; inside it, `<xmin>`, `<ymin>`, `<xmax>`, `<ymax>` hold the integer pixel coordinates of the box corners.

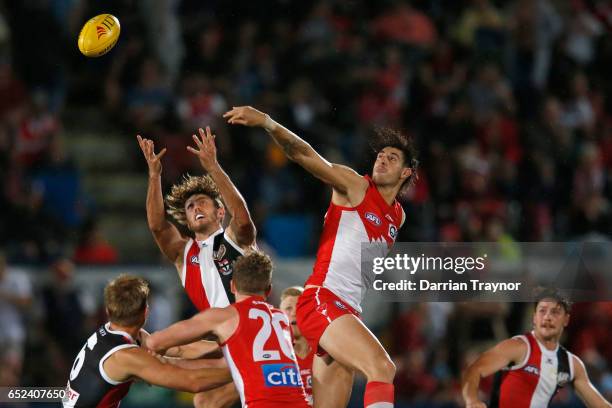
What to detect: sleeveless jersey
<box><xmin>64</xmin><ymin>323</ymin><xmax>138</xmax><ymax>408</ymax></box>
<box><xmin>490</xmin><ymin>332</ymin><xmax>575</xmax><ymax>408</ymax></box>
<box><xmin>181</xmin><ymin>228</ymin><xmax>245</xmax><ymax>311</ymax></box>
<box><xmin>305</xmin><ymin>175</ymin><xmax>404</xmax><ymax>312</ymax></box>
<box><xmin>221</xmin><ymin>296</ymin><xmax>310</xmax><ymax>408</ymax></box>
<box><xmin>296</xmin><ymin>346</ymin><xmax>314</xmax><ymax>405</ymax></box>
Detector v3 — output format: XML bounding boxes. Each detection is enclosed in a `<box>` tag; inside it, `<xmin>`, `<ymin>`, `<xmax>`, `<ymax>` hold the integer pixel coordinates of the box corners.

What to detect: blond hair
<box><xmin>233</xmin><ymin>251</ymin><xmax>273</xmax><ymax>295</ymax></box>
<box><xmin>104</xmin><ymin>274</ymin><xmax>150</xmax><ymax>327</ymax></box>
<box><xmin>165</xmin><ymin>175</ymin><xmax>223</xmax><ymax>225</ymax></box>
<box><xmin>280</xmin><ymin>286</ymin><xmax>304</xmax><ymax>302</ymax></box>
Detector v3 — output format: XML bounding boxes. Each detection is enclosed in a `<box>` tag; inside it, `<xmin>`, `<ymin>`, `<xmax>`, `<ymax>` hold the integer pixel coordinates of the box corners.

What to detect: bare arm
<box><xmin>187</xmin><ymin>127</ymin><xmax>256</xmax><ymax>247</ymax></box>
<box><xmin>145</xmin><ymin>307</ymin><xmax>237</xmax><ymax>354</ymax></box>
<box><xmin>137</xmin><ymin>135</ymin><xmax>187</xmax><ymax>267</ymax></box>
<box><xmin>165</xmin><ymin>339</ymin><xmax>221</xmax><ymax>359</ymax></box>
<box><xmin>107</xmin><ymin>347</ymin><xmax>231</xmax><ymax>393</ymax></box>
<box><xmin>461</xmin><ymin>338</ymin><xmax>527</xmax><ymax>408</ymax></box>
<box><xmin>223</xmin><ymin>106</ymin><xmax>368</xmax><ymax>199</ymax></box>
<box><xmin>573</xmin><ymin>355</ymin><xmax>612</xmax><ymax>408</ymax></box>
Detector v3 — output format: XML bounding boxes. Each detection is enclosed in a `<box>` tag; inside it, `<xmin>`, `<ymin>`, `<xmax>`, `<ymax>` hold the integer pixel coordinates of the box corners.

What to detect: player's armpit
<box><xmin>572</xmin><ymin>355</ymin><xmax>612</xmax><ymax>408</ymax></box>
<box><xmin>114</xmin><ymin>348</ymin><xmax>232</xmax><ymax>393</ymax></box>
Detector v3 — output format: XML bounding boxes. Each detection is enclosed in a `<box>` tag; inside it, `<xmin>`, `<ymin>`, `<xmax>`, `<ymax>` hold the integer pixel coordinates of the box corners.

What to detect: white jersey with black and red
<box><xmin>305</xmin><ymin>175</ymin><xmax>404</xmax><ymax>312</ymax></box>
<box><xmin>490</xmin><ymin>331</ymin><xmax>575</xmax><ymax>408</ymax></box>
<box><xmin>181</xmin><ymin>228</ymin><xmax>245</xmax><ymax>311</ymax></box>
<box><xmin>221</xmin><ymin>296</ymin><xmax>310</xmax><ymax>408</ymax></box>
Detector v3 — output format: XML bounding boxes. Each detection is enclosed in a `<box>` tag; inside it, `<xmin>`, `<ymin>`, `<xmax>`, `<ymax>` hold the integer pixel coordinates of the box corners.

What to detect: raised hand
<box><xmin>137</xmin><ymin>135</ymin><xmax>167</xmax><ymax>177</ymax></box>
<box><xmin>223</xmin><ymin>106</ymin><xmax>268</xmax><ymax>127</ymax></box>
<box><xmin>187</xmin><ymin>127</ymin><xmax>219</xmax><ymax>172</ymax></box>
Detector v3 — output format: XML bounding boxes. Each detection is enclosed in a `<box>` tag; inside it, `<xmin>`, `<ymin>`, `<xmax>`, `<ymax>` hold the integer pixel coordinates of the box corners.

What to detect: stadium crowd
<box><xmin>0</xmin><ymin>0</ymin><xmax>611</xmax><ymax>406</ymax></box>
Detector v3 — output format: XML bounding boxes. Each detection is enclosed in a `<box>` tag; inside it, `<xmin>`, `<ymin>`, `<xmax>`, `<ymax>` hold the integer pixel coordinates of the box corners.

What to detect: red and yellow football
<box><xmin>77</xmin><ymin>14</ymin><xmax>121</xmax><ymax>57</ymax></box>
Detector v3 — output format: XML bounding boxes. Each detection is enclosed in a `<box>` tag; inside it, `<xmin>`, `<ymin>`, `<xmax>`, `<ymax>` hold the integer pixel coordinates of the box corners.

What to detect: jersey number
<box><xmin>249</xmin><ymin>308</ymin><xmax>293</xmax><ymax>362</ymax></box>
<box><xmin>70</xmin><ymin>333</ymin><xmax>98</xmax><ymax>381</ymax></box>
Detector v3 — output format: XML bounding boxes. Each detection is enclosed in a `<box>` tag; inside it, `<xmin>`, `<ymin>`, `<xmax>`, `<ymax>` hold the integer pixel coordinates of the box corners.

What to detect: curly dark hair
<box><xmin>232</xmin><ymin>251</ymin><xmax>273</xmax><ymax>295</ymax></box>
<box><xmin>165</xmin><ymin>175</ymin><xmax>223</xmax><ymax>225</ymax></box>
<box><xmin>371</xmin><ymin>127</ymin><xmax>419</xmax><ymax>187</ymax></box>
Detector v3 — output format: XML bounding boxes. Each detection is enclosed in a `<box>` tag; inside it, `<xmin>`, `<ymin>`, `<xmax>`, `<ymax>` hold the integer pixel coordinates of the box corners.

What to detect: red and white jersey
<box><xmin>295</xmin><ymin>346</ymin><xmax>314</xmax><ymax>405</ymax></box>
<box><xmin>222</xmin><ymin>296</ymin><xmax>310</xmax><ymax>408</ymax></box>
<box><xmin>306</xmin><ymin>175</ymin><xmax>404</xmax><ymax>312</ymax></box>
<box><xmin>181</xmin><ymin>228</ymin><xmax>245</xmax><ymax>311</ymax></box>
<box><xmin>491</xmin><ymin>332</ymin><xmax>575</xmax><ymax>408</ymax></box>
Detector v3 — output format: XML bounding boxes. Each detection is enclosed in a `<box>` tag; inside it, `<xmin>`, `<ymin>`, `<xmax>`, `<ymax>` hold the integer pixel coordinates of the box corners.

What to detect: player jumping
<box><xmin>462</xmin><ymin>290</ymin><xmax>612</xmax><ymax>408</ymax></box>
<box><xmin>146</xmin><ymin>251</ymin><xmax>310</xmax><ymax>408</ymax></box>
<box><xmin>137</xmin><ymin>126</ymin><xmax>256</xmax><ymax>407</ymax></box>
<box><xmin>224</xmin><ymin>106</ymin><xmax>418</xmax><ymax>408</ymax></box>
<box><xmin>63</xmin><ymin>275</ymin><xmax>231</xmax><ymax>408</ymax></box>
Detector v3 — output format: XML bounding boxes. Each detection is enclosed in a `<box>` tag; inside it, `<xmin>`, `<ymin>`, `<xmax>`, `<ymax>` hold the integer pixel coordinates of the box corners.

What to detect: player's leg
<box><xmin>193</xmin><ymin>382</ymin><xmax>239</xmax><ymax>408</ymax></box>
<box><xmin>319</xmin><ymin>314</ymin><xmax>395</xmax><ymax>408</ymax></box>
<box><xmin>312</xmin><ymin>354</ymin><xmax>354</xmax><ymax>408</ymax></box>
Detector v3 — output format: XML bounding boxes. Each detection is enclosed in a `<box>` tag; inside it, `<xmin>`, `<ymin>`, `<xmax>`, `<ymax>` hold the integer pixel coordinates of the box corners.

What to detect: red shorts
<box><xmin>295</xmin><ymin>287</ymin><xmax>360</xmax><ymax>356</ymax></box>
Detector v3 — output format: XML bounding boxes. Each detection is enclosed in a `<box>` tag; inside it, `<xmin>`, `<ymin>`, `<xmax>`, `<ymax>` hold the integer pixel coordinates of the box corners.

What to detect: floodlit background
<box><xmin>0</xmin><ymin>0</ymin><xmax>611</xmax><ymax>407</ymax></box>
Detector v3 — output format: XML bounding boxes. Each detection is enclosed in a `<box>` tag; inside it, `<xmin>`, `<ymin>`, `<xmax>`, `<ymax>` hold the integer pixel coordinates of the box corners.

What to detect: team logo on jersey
<box><xmin>190</xmin><ymin>255</ymin><xmax>200</xmax><ymax>265</ymax></box>
<box><xmin>316</xmin><ymin>303</ymin><xmax>328</xmax><ymax>316</ymax></box>
<box><xmin>557</xmin><ymin>371</ymin><xmax>570</xmax><ymax>386</ymax></box>
<box><xmin>365</xmin><ymin>212</ymin><xmax>382</xmax><ymax>226</ymax></box>
<box><xmin>262</xmin><ymin>363</ymin><xmax>303</xmax><ymax>387</ymax></box>
<box><xmin>98</xmin><ymin>327</ymin><xmax>107</xmax><ymax>336</ymax></box>
<box><xmin>523</xmin><ymin>365</ymin><xmax>540</xmax><ymax>376</ymax></box>
<box><xmin>334</xmin><ymin>300</ymin><xmax>347</xmax><ymax>310</ymax></box>
<box><xmin>215</xmin><ymin>258</ymin><xmax>232</xmax><ymax>276</ymax></box>
<box><xmin>388</xmin><ymin>224</ymin><xmax>398</xmax><ymax>239</ymax></box>
<box><xmin>214</xmin><ymin>244</ymin><xmax>227</xmax><ymax>261</ymax></box>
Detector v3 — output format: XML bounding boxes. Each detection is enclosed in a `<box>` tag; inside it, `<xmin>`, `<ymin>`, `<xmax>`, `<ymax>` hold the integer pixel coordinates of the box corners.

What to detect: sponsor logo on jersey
<box><xmin>388</xmin><ymin>224</ymin><xmax>398</xmax><ymax>240</ymax></box>
<box><xmin>334</xmin><ymin>300</ymin><xmax>347</xmax><ymax>310</ymax></box>
<box><xmin>262</xmin><ymin>363</ymin><xmax>303</xmax><ymax>387</ymax></box>
<box><xmin>523</xmin><ymin>365</ymin><xmax>540</xmax><ymax>376</ymax></box>
<box><xmin>190</xmin><ymin>255</ymin><xmax>200</xmax><ymax>265</ymax></box>
<box><xmin>557</xmin><ymin>371</ymin><xmax>570</xmax><ymax>386</ymax></box>
<box><xmin>365</xmin><ymin>212</ymin><xmax>382</xmax><ymax>226</ymax></box>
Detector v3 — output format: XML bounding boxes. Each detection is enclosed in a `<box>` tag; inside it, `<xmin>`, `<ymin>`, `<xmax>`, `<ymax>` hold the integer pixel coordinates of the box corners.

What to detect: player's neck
<box><xmin>235</xmin><ymin>292</ymin><xmax>266</xmax><ymax>302</ymax></box>
<box><xmin>194</xmin><ymin>223</ymin><xmax>222</xmax><ymax>241</ymax></box>
<box><xmin>293</xmin><ymin>335</ymin><xmax>310</xmax><ymax>359</ymax></box>
<box><xmin>533</xmin><ymin>331</ymin><xmax>560</xmax><ymax>351</ymax></box>
<box><xmin>375</xmin><ymin>183</ymin><xmax>400</xmax><ymax>206</ymax></box>
<box><xmin>108</xmin><ymin>322</ymin><xmax>141</xmax><ymax>342</ymax></box>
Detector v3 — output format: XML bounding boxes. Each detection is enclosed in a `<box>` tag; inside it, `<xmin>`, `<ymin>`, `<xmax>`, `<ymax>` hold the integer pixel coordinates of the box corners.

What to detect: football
<box><xmin>77</xmin><ymin>14</ymin><xmax>121</xmax><ymax>57</ymax></box>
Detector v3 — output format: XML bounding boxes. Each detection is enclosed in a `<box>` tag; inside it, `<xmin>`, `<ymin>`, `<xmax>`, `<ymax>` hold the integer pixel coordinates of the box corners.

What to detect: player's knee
<box><xmin>365</xmin><ymin>355</ymin><xmax>396</xmax><ymax>382</ymax></box>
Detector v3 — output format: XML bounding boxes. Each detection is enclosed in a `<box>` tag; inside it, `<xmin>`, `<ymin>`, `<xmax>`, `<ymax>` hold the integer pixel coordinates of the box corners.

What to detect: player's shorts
<box><xmin>295</xmin><ymin>286</ymin><xmax>360</xmax><ymax>357</ymax></box>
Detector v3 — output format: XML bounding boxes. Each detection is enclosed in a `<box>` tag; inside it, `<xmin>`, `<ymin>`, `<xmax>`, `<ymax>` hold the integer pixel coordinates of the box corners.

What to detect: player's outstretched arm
<box><xmin>107</xmin><ymin>347</ymin><xmax>232</xmax><ymax>393</ymax></box>
<box><xmin>187</xmin><ymin>127</ymin><xmax>256</xmax><ymax>247</ymax></box>
<box><xmin>572</xmin><ymin>355</ymin><xmax>612</xmax><ymax>408</ymax></box>
<box><xmin>165</xmin><ymin>339</ymin><xmax>222</xmax><ymax>360</ymax></box>
<box><xmin>461</xmin><ymin>338</ymin><xmax>527</xmax><ymax>408</ymax></box>
<box><xmin>224</xmin><ymin>106</ymin><xmax>368</xmax><ymax>198</ymax></box>
<box><xmin>145</xmin><ymin>307</ymin><xmax>237</xmax><ymax>354</ymax></box>
<box><xmin>137</xmin><ymin>135</ymin><xmax>187</xmax><ymax>267</ymax></box>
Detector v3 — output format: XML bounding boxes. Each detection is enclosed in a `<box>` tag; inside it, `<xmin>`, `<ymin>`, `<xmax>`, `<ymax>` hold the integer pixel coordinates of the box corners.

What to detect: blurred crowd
<box><xmin>0</xmin><ymin>0</ymin><xmax>612</xmax><ymax>406</ymax></box>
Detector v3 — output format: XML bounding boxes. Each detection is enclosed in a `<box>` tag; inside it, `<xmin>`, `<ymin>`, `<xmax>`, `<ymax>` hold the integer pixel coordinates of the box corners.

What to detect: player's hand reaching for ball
<box><xmin>137</xmin><ymin>135</ymin><xmax>167</xmax><ymax>177</ymax></box>
<box><xmin>187</xmin><ymin>127</ymin><xmax>219</xmax><ymax>172</ymax></box>
<box><xmin>223</xmin><ymin>106</ymin><xmax>268</xmax><ymax>128</ymax></box>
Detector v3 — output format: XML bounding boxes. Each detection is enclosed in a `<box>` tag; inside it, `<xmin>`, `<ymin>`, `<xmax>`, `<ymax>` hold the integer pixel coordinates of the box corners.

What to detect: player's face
<box><xmin>185</xmin><ymin>194</ymin><xmax>223</xmax><ymax>233</ymax></box>
<box><xmin>372</xmin><ymin>147</ymin><xmax>411</xmax><ymax>188</ymax></box>
<box><xmin>533</xmin><ymin>301</ymin><xmax>569</xmax><ymax>341</ymax></box>
<box><xmin>280</xmin><ymin>295</ymin><xmax>300</xmax><ymax>337</ymax></box>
